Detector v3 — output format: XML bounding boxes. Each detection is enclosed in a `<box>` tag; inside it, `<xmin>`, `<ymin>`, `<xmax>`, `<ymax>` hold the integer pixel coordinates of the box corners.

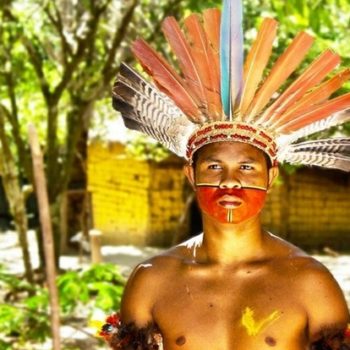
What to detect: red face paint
<box><xmin>196</xmin><ymin>186</ymin><xmax>267</xmax><ymax>224</ymax></box>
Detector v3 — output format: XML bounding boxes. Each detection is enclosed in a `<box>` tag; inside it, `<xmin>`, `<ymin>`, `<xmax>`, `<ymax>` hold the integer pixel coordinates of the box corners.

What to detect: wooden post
<box><xmin>28</xmin><ymin>125</ymin><xmax>61</xmax><ymax>350</ymax></box>
<box><xmin>89</xmin><ymin>229</ymin><xmax>102</xmax><ymax>264</ymax></box>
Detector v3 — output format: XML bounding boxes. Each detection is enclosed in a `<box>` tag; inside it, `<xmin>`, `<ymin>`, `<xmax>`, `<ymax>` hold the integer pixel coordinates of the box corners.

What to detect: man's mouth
<box><xmin>218</xmin><ymin>195</ymin><xmax>243</xmax><ymax>208</ymax></box>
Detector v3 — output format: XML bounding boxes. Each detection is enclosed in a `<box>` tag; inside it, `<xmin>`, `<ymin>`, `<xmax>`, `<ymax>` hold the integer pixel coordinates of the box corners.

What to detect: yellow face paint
<box><xmin>241</xmin><ymin>307</ymin><xmax>281</xmax><ymax>337</ymax></box>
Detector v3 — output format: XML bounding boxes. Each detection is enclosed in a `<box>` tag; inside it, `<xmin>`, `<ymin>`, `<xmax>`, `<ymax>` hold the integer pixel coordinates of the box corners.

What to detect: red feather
<box><xmin>162</xmin><ymin>17</ymin><xmax>206</xmax><ymax>112</ymax></box>
<box><xmin>132</xmin><ymin>39</ymin><xmax>203</xmax><ymax>122</ymax></box>
<box><xmin>278</xmin><ymin>92</ymin><xmax>350</xmax><ymax>132</ymax></box>
<box><xmin>202</xmin><ymin>9</ymin><xmax>221</xmax><ymax>54</ymax></box>
<box><xmin>263</xmin><ymin>50</ymin><xmax>340</xmax><ymax>126</ymax></box>
<box><xmin>246</xmin><ymin>32</ymin><xmax>314</xmax><ymax>121</ymax></box>
<box><xmin>203</xmin><ymin>8</ymin><xmax>221</xmax><ymax>96</ymax></box>
<box><xmin>239</xmin><ymin>18</ymin><xmax>278</xmax><ymax>118</ymax></box>
<box><xmin>184</xmin><ymin>13</ymin><xmax>223</xmax><ymax>120</ymax></box>
<box><xmin>274</xmin><ymin>68</ymin><xmax>350</xmax><ymax>127</ymax></box>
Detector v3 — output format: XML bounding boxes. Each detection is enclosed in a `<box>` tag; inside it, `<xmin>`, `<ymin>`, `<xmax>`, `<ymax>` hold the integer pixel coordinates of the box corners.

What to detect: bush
<box><xmin>0</xmin><ymin>263</ymin><xmax>125</xmax><ymax>348</ymax></box>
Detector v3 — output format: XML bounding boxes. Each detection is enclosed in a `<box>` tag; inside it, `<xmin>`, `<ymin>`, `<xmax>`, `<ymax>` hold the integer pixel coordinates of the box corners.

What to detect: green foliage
<box><xmin>58</xmin><ymin>263</ymin><xmax>125</xmax><ymax>314</ymax></box>
<box><xmin>186</xmin><ymin>0</ymin><xmax>222</xmax><ymax>12</ymax></box>
<box><xmin>0</xmin><ymin>266</ymin><xmax>51</xmax><ymax>344</ymax></box>
<box><xmin>0</xmin><ymin>263</ymin><xmax>125</xmax><ymax>346</ymax></box>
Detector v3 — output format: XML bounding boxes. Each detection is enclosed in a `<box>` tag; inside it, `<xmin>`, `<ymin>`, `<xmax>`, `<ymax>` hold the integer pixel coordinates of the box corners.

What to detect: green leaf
<box><xmin>90</xmin><ymin>282</ymin><xmax>123</xmax><ymax>311</ymax></box>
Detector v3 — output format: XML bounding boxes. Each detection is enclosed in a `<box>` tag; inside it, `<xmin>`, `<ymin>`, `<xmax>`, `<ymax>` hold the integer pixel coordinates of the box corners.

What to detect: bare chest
<box><xmin>152</xmin><ymin>264</ymin><xmax>308</xmax><ymax>350</ymax></box>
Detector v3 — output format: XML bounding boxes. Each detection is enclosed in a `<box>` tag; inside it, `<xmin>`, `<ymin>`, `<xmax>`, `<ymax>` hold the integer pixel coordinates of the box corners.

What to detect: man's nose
<box><xmin>219</xmin><ymin>170</ymin><xmax>242</xmax><ymax>189</ymax></box>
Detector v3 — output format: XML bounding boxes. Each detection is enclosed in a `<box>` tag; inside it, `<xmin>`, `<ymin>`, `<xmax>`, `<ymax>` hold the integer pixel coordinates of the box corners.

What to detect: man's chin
<box><xmin>203</xmin><ymin>210</ymin><xmax>261</xmax><ymax>225</ymax></box>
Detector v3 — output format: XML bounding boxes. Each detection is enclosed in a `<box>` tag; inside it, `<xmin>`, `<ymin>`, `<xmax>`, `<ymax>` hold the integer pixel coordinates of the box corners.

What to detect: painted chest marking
<box><xmin>241</xmin><ymin>307</ymin><xmax>281</xmax><ymax>336</ymax></box>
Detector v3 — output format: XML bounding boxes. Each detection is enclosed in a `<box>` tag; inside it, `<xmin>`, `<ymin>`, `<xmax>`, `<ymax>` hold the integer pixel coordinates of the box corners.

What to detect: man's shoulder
<box><xmin>267</xmin><ymin>232</ymin><xmax>341</xmax><ymax>282</ymax></box>
<box><xmin>268</xmin><ymin>234</ymin><xmax>349</xmax><ymax>328</ymax></box>
<box><xmin>120</xmin><ymin>236</ymin><xmax>199</xmax><ymax>323</ymax></box>
<box><xmin>130</xmin><ymin>234</ymin><xmax>203</xmax><ymax>280</ymax></box>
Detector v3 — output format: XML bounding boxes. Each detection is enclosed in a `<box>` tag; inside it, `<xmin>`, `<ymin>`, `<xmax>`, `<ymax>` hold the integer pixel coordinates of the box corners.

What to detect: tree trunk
<box><xmin>0</xmin><ymin>114</ymin><xmax>34</xmax><ymax>283</ymax></box>
<box><xmin>28</xmin><ymin>124</ymin><xmax>61</xmax><ymax>350</ymax></box>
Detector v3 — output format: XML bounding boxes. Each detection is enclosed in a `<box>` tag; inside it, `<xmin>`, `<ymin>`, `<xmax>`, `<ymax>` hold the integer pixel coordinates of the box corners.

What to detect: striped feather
<box><xmin>281</xmin><ymin>151</ymin><xmax>350</xmax><ymax>172</ymax></box>
<box><xmin>112</xmin><ymin>63</ymin><xmax>195</xmax><ymax>156</ymax></box>
<box><xmin>245</xmin><ymin>32</ymin><xmax>314</xmax><ymax>122</ymax></box>
<box><xmin>114</xmin><ymin>70</ymin><xmax>177</xmax><ymax>143</ymax></box>
<box><xmin>290</xmin><ymin>138</ymin><xmax>350</xmax><ymax>155</ymax></box>
<box><xmin>262</xmin><ymin>50</ymin><xmax>340</xmax><ymax>127</ymax></box>
<box><xmin>132</xmin><ymin>39</ymin><xmax>203</xmax><ymax>122</ymax></box>
<box><xmin>239</xmin><ymin>18</ymin><xmax>278</xmax><ymax>118</ymax></box>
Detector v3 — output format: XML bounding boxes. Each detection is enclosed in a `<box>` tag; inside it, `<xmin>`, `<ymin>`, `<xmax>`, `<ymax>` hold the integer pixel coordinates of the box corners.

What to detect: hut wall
<box><xmin>88</xmin><ymin>141</ymin><xmax>350</xmax><ymax>250</ymax></box>
<box><xmin>262</xmin><ymin>168</ymin><xmax>350</xmax><ymax>250</ymax></box>
<box><xmin>88</xmin><ymin>141</ymin><xmax>185</xmax><ymax>246</ymax></box>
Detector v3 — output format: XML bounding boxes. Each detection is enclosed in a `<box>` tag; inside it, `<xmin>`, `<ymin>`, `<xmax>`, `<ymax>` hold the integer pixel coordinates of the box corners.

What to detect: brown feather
<box><xmin>274</xmin><ymin>68</ymin><xmax>350</xmax><ymax>127</ymax></box>
<box><xmin>184</xmin><ymin>13</ymin><xmax>223</xmax><ymax>120</ymax></box>
<box><xmin>132</xmin><ymin>39</ymin><xmax>203</xmax><ymax>122</ymax></box>
<box><xmin>278</xmin><ymin>92</ymin><xmax>350</xmax><ymax>132</ymax></box>
<box><xmin>263</xmin><ymin>50</ymin><xmax>340</xmax><ymax>126</ymax></box>
<box><xmin>245</xmin><ymin>31</ymin><xmax>314</xmax><ymax>121</ymax></box>
<box><xmin>202</xmin><ymin>8</ymin><xmax>221</xmax><ymax>94</ymax></box>
<box><xmin>202</xmin><ymin>9</ymin><xmax>221</xmax><ymax>54</ymax></box>
<box><xmin>239</xmin><ymin>18</ymin><xmax>278</xmax><ymax>118</ymax></box>
<box><xmin>162</xmin><ymin>17</ymin><xmax>207</xmax><ymax>113</ymax></box>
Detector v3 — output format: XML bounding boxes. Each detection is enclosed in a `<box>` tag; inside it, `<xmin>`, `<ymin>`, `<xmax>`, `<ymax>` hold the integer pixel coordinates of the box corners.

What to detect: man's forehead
<box><xmin>197</xmin><ymin>142</ymin><xmax>266</xmax><ymax>162</ymax></box>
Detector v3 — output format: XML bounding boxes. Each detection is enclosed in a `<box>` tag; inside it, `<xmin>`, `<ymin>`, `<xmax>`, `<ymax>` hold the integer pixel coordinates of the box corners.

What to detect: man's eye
<box><xmin>208</xmin><ymin>164</ymin><xmax>222</xmax><ymax>170</ymax></box>
<box><xmin>240</xmin><ymin>164</ymin><xmax>254</xmax><ymax>170</ymax></box>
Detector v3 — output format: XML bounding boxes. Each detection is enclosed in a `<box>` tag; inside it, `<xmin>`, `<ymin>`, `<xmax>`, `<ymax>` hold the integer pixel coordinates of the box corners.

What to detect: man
<box><xmin>101</xmin><ymin>0</ymin><xmax>350</xmax><ymax>348</ymax></box>
<box><xmin>118</xmin><ymin>142</ymin><xmax>349</xmax><ymax>350</ymax></box>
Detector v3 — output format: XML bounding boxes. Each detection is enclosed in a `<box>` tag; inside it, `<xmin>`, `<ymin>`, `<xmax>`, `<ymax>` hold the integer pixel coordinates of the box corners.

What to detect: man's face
<box><xmin>185</xmin><ymin>142</ymin><xmax>278</xmax><ymax>224</ymax></box>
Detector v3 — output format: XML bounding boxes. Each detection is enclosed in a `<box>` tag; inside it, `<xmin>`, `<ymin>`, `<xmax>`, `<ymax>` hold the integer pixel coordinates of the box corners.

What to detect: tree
<box><xmin>1</xmin><ymin>0</ymin><xmax>349</xmax><ymax>270</ymax></box>
<box><xmin>0</xmin><ymin>110</ymin><xmax>33</xmax><ymax>282</ymax></box>
<box><xmin>0</xmin><ymin>0</ymin><xmax>186</xmax><ymax>268</ymax></box>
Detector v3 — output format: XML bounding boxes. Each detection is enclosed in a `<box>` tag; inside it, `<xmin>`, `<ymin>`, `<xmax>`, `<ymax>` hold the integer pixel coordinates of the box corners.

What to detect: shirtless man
<box><xmin>117</xmin><ymin>141</ymin><xmax>350</xmax><ymax>350</ymax></box>
<box><xmin>102</xmin><ymin>0</ymin><xmax>350</xmax><ymax>347</ymax></box>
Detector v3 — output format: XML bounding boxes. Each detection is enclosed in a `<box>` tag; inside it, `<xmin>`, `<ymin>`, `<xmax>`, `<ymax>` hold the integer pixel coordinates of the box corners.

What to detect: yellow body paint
<box><xmin>89</xmin><ymin>319</ymin><xmax>105</xmax><ymax>337</ymax></box>
<box><xmin>241</xmin><ymin>307</ymin><xmax>281</xmax><ymax>336</ymax></box>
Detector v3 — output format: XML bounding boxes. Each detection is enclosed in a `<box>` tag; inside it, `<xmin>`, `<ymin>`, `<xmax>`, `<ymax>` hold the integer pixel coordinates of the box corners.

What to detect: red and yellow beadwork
<box><xmin>186</xmin><ymin>121</ymin><xmax>278</xmax><ymax>165</ymax></box>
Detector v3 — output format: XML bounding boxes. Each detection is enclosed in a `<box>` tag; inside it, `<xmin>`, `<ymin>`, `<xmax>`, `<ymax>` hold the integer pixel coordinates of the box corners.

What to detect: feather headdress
<box><xmin>112</xmin><ymin>0</ymin><xmax>350</xmax><ymax>171</ymax></box>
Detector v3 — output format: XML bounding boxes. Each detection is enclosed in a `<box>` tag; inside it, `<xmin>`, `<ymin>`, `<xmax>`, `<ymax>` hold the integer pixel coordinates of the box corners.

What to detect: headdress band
<box><xmin>186</xmin><ymin>122</ymin><xmax>277</xmax><ymax>164</ymax></box>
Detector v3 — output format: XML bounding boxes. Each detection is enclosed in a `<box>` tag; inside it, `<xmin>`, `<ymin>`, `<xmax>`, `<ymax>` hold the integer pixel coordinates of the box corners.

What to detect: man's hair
<box><xmin>191</xmin><ymin>144</ymin><xmax>272</xmax><ymax>171</ymax></box>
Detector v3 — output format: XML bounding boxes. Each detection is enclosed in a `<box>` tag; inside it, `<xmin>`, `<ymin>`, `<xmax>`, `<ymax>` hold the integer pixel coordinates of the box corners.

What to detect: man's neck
<box><xmin>200</xmin><ymin>215</ymin><xmax>268</xmax><ymax>265</ymax></box>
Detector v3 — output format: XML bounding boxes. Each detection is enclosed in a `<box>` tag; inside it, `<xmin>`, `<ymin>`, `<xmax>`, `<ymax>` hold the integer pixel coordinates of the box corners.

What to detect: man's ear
<box><xmin>267</xmin><ymin>165</ymin><xmax>279</xmax><ymax>189</ymax></box>
<box><xmin>184</xmin><ymin>163</ymin><xmax>196</xmax><ymax>190</ymax></box>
